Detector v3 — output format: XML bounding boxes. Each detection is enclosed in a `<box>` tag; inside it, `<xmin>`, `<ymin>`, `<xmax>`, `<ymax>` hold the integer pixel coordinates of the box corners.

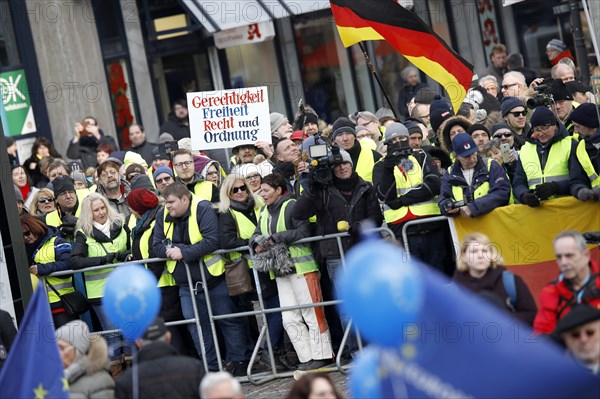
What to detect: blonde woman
<box><xmin>452</xmin><ymin>233</ymin><xmax>537</xmax><ymax>325</ymax></box>
<box><xmin>29</xmin><ymin>188</ymin><xmax>56</xmax><ymax>217</ymax></box>
<box><xmin>70</xmin><ymin>193</ymin><xmax>131</xmax><ymax>363</ymax></box>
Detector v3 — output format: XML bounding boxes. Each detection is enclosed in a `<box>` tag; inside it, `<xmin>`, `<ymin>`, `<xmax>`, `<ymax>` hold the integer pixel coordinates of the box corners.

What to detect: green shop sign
<box><xmin>0</xmin><ymin>69</ymin><xmax>36</xmax><ymax>136</ymax></box>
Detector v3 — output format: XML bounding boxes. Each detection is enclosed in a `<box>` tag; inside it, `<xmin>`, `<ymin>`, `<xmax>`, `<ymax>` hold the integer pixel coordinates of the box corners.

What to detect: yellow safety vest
<box><xmin>163</xmin><ymin>196</ymin><xmax>225</xmax><ymax>276</ymax></box>
<box><xmin>127</xmin><ymin>213</ymin><xmax>137</xmax><ymax>231</ymax></box>
<box><xmin>576</xmin><ymin>140</ymin><xmax>599</xmax><ymax>187</ymax></box>
<box><xmin>34</xmin><ymin>237</ymin><xmax>74</xmax><ymax>304</ymax></box>
<box><xmin>137</xmin><ymin>219</ymin><xmax>176</xmax><ymax>288</ymax></box>
<box><xmin>355</xmin><ymin>147</ymin><xmax>376</xmax><ymax>183</ymax></box>
<box><xmin>259</xmin><ymin>199</ymin><xmax>318</xmax><ymax>275</ymax></box>
<box><xmin>382</xmin><ymin>155</ymin><xmax>440</xmax><ymax>224</ymax></box>
<box><xmin>46</xmin><ymin>189</ymin><xmax>87</xmax><ymax>228</ymax></box>
<box><xmin>519</xmin><ymin>137</ymin><xmax>572</xmax><ymax>189</ymax></box>
<box><xmin>228</xmin><ymin>208</ymin><xmax>260</xmax><ymax>267</ymax></box>
<box><xmin>82</xmin><ymin>227</ymin><xmax>129</xmax><ymax>299</ymax></box>
<box><xmin>194</xmin><ymin>181</ymin><xmax>214</xmax><ymax>202</ymax></box>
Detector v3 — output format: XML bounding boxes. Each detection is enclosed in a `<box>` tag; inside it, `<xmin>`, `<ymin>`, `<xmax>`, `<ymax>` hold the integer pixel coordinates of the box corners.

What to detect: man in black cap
<box><xmin>570</xmin><ymin>103</ymin><xmax>600</xmax><ymax>200</ymax></box>
<box><xmin>554</xmin><ymin>305</ymin><xmax>600</xmax><ymax>374</ymax></box>
<box><xmin>501</xmin><ymin>96</ymin><xmax>529</xmax><ymax>138</ymax></box>
<box><xmin>45</xmin><ymin>176</ymin><xmax>83</xmax><ymax>240</ymax></box>
<box><xmin>549</xmin><ymin>80</ymin><xmax>576</xmax><ymax>134</ymax></box>
<box><xmin>512</xmin><ymin>106</ymin><xmax>589</xmax><ymax>207</ymax></box>
<box><xmin>115</xmin><ymin>317</ymin><xmax>205</xmax><ymax>398</ymax></box>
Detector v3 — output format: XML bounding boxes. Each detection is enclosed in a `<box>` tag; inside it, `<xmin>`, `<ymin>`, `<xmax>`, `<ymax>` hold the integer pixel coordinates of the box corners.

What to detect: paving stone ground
<box><xmin>240</xmin><ymin>371</ymin><xmax>350</xmax><ymax>398</ymax></box>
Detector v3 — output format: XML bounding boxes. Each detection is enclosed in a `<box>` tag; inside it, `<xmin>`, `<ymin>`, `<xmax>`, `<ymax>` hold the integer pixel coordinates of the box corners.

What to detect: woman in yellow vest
<box><xmin>70</xmin><ymin>193</ymin><xmax>131</xmax><ymax>360</ymax></box>
<box><xmin>20</xmin><ymin>214</ymin><xmax>75</xmax><ymax>328</ymax></box>
<box><xmin>251</xmin><ymin>173</ymin><xmax>333</xmax><ymax>371</ymax></box>
<box><xmin>28</xmin><ymin>188</ymin><xmax>57</xmax><ymax>218</ymax></box>
<box><xmin>218</xmin><ymin>175</ymin><xmax>290</xmax><ymax>371</ymax></box>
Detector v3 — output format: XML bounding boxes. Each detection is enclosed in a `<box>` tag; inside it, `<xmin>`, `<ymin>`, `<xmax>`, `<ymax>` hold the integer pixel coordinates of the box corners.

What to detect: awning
<box><xmin>179</xmin><ymin>0</ymin><xmax>331</xmax><ymax>34</ymax></box>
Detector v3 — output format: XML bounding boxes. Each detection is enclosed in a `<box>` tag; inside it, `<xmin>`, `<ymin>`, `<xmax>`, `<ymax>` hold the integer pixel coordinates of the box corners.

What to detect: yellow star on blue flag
<box><xmin>0</xmin><ymin>286</ymin><xmax>69</xmax><ymax>398</ymax></box>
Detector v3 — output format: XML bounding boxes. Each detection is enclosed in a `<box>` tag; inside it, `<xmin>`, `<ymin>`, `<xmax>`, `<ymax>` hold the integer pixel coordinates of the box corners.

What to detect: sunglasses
<box><xmin>23</xmin><ymin>230</ymin><xmax>32</xmax><ymax>238</ymax></box>
<box><xmin>501</xmin><ymin>82</ymin><xmax>519</xmax><ymax>90</ymax></box>
<box><xmin>568</xmin><ymin>329</ymin><xmax>597</xmax><ymax>340</ymax></box>
<box><xmin>231</xmin><ymin>186</ymin><xmax>247</xmax><ymax>194</ymax></box>
<box><xmin>493</xmin><ymin>132</ymin><xmax>513</xmax><ymax>139</ymax></box>
<box><xmin>155</xmin><ymin>176</ymin><xmax>173</xmax><ymax>185</ymax></box>
<box><xmin>509</xmin><ymin>110</ymin><xmax>527</xmax><ymax>117</ymax></box>
<box><xmin>37</xmin><ymin>197</ymin><xmax>55</xmax><ymax>204</ymax></box>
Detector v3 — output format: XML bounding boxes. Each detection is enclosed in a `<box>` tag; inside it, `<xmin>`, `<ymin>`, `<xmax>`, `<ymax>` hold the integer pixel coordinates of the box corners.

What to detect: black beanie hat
<box><xmin>569</xmin><ymin>103</ymin><xmax>600</xmax><ymax>128</ymax></box>
<box><xmin>331</xmin><ymin>117</ymin><xmax>356</xmax><ymax>140</ymax></box>
<box><xmin>530</xmin><ymin>107</ymin><xmax>557</xmax><ymax>128</ymax></box>
<box><xmin>549</xmin><ymin>80</ymin><xmax>574</xmax><ymax>102</ymax></box>
<box><xmin>52</xmin><ymin>176</ymin><xmax>76</xmax><ymax>197</ymax></box>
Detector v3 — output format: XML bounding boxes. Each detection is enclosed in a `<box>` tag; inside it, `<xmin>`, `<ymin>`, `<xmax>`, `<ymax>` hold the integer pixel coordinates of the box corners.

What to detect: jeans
<box><xmin>326</xmin><ymin>257</ymin><xmax>359</xmax><ymax>354</ymax></box>
<box><xmin>179</xmin><ymin>278</ymin><xmax>252</xmax><ymax>371</ymax></box>
<box><xmin>92</xmin><ymin>304</ymin><xmax>132</xmax><ymax>359</ymax></box>
<box><xmin>263</xmin><ymin>293</ymin><xmax>284</xmax><ymax>350</ymax></box>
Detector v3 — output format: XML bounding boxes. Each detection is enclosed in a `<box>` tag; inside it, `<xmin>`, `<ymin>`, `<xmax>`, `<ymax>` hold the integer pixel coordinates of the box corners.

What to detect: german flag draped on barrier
<box><xmin>329</xmin><ymin>0</ymin><xmax>474</xmax><ymax>112</ymax></box>
<box><xmin>448</xmin><ymin>197</ymin><xmax>600</xmax><ymax>299</ymax></box>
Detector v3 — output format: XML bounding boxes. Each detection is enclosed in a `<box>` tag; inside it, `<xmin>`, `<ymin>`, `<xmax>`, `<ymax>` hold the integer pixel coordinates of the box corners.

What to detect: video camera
<box><xmin>387</xmin><ymin>140</ymin><xmax>413</xmax><ymax>159</ymax></box>
<box><xmin>443</xmin><ymin>199</ymin><xmax>466</xmax><ymax>213</ymax></box>
<box><xmin>308</xmin><ymin>144</ymin><xmax>344</xmax><ymax>186</ymax></box>
<box><xmin>526</xmin><ymin>78</ymin><xmax>554</xmax><ymax>109</ymax></box>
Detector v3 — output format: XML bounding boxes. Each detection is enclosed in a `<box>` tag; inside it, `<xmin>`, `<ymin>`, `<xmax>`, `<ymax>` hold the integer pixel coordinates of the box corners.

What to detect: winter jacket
<box><xmin>127</xmin><ymin>140</ymin><xmax>156</xmax><ymax>166</ymax></box>
<box><xmin>66</xmin><ymin>133</ymin><xmax>118</xmax><ymax>170</ymax></box>
<box><xmin>533</xmin><ymin>260</ymin><xmax>600</xmax><ymax>334</ymax></box>
<box><xmin>439</xmin><ymin>156</ymin><xmax>511</xmax><ymax>217</ymax></box>
<box><xmin>70</xmin><ymin>222</ymin><xmax>131</xmax><ymax>270</ymax></box>
<box><xmin>250</xmin><ymin>192</ymin><xmax>311</xmax><ymax>247</ymax></box>
<box><xmin>293</xmin><ymin>173</ymin><xmax>383</xmax><ymax>259</ymax></box>
<box><xmin>26</xmin><ymin>227</ymin><xmax>72</xmax><ymax>276</ymax></box>
<box><xmin>115</xmin><ymin>342</ymin><xmax>204</xmax><ymax>399</ymax></box>
<box><xmin>152</xmin><ymin>198</ymin><xmax>221</xmax><ymax>288</ymax></box>
<box><xmin>453</xmin><ymin>265</ymin><xmax>537</xmax><ymax>325</ymax></box>
<box><xmin>219</xmin><ymin>198</ymin><xmax>259</xmax><ymax>250</ymax></box>
<box><xmin>512</xmin><ymin>122</ymin><xmax>589</xmax><ymax>201</ymax></box>
<box><xmin>159</xmin><ymin>114</ymin><xmax>190</xmax><ymax>141</ymax></box>
<box><xmin>65</xmin><ymin>339</ymin><xmax>115</xmax><ymax>399</ymax></box>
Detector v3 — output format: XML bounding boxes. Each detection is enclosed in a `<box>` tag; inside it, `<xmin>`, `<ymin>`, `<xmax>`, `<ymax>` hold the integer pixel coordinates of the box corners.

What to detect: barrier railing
<box><xmin>44</xmin><ymin>227</ymin><xmax>396</xmax><ymax>385</ymax></box>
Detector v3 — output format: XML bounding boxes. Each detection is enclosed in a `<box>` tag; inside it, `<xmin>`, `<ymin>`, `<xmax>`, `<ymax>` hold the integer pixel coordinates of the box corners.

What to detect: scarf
<box><xmin>93</xmin><ymin>220</ymin><xmax>111</xmax><ymax>238</ymax></box>
<box><xmin>333</xmin><ymin>172</ymin><xmax>359</xmax><ymax>202</ymax></box>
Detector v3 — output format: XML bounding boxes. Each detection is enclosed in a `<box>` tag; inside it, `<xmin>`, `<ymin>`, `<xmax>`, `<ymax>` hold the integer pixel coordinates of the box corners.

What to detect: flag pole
<box><xmin>357</xmin><ymin>42</ymin><xmax>399</xmax><ymax>120</ymax></box>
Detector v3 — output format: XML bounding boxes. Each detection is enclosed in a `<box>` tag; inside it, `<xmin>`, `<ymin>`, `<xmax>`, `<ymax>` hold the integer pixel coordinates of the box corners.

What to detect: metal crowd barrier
<box><xmin>45</xmin><ymin>226</ymin><xmax>396</xmax><ymax>385</ymax></box>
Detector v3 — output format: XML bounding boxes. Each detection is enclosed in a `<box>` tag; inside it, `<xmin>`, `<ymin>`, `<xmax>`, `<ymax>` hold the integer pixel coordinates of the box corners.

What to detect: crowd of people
<box><xmin>2</xmin><ymin>37</ymin><xmax>599</xmax><ymax>396</ymax></box>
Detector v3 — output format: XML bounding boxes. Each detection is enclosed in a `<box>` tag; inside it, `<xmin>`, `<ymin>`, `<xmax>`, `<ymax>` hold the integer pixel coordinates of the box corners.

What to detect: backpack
<box><xmin>502</xmin><ymin>271</ymin><xmax>517</xmax><ymax>312</ymax></box>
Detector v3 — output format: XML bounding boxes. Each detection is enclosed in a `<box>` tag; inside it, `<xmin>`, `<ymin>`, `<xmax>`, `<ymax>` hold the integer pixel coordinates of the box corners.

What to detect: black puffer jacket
<box><xmin>115</xmin><ymin>342</ymin><xmax>204</xmax><ymax>399</ymax></box>
<box><xmin>294</xmin><ymin>173</ymin><xmax>383</xmax><ymax>260</ymax></box>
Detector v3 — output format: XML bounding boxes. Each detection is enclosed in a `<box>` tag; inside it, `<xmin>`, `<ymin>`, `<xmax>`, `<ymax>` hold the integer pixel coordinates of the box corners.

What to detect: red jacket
<box><xmin>533</xmin><ymin>259</ymin><xmax>600</xmax><ymax>334</ymax></box>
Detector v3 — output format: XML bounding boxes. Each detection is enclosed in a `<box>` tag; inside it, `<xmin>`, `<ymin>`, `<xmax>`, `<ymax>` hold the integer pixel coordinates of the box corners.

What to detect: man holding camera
<box><xmin>373</xmin><ymin>123</ymin><xmax>451</xmax><ymax>274</ymax></box>
<box><xmin>512</xmin><ymin>107</ymin><xmax>589</xmax><ymax>207</ymax></box>
<box><xmin>294</xmin><ymin>147</ymin><xmax>382</xmax><ymax>356</ymax></box>
<box><xmin>439</xmin><ymin>133</ymin><xmax>511</xmax><ymax>217</ymax></box>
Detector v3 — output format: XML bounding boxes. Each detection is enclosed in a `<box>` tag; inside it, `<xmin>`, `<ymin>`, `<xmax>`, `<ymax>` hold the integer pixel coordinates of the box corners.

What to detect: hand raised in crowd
<box><xmin>297</xmin><ymin>161</ymin><xmax>309</xmax><ymax>174</ymax></box>
<box><xmin>254</xmin><ymin>141</ymin><xmax>273</xmax><ymax>158</ymax></box>
<box><xmin>529</xmin><ymin>77</ymin><xmax>545</xmax><ymax>90</ymax></box>
<box><xmin>74</xmin><ymin>122</ymin><xmax>83</xmax><ymax>138</ymax></box>
<box><xmin>166</xmin><ymin>246</ymin><xmax>183</xmax><ymax>261</ymax></box>
<box><xmin>85</xmin><ymin>123</ymin><xmax>101</xmax><ymax>139</ymax></box>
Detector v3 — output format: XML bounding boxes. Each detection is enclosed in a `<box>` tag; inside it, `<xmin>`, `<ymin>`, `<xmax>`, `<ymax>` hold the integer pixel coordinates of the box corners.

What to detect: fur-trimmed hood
<box><xmin>438</xmin><ymin>115</ymin><xmax>473</xmax><ymax>154</ymax></box>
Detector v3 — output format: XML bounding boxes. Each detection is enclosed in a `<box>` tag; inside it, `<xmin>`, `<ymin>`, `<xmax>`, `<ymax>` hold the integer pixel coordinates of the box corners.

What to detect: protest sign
<box><xmin>187</xmin><ymin>86</ymin><xmax>270</xmax><ymax>150</ymax></box>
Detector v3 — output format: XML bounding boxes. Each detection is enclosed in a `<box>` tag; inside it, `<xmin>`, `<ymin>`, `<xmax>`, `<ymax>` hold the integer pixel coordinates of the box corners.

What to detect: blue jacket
<box><xmin>512</xmin><ymin>122</ymin><xmax>589</xmax><ymax>201</ymax></box>
<box><xmin>152</xmin><ymin>199</ymin><xmax>220</xmax><ymax>288</ymax></box>
<box><xmin>33</xmin><ymin>227</ymin><xmax>72</xmax><ymax>276</ymax></box>
<box><xmin>439</xmin><ymin>156</ymin><xmax>511</xmax><ymax>217</ymax></box>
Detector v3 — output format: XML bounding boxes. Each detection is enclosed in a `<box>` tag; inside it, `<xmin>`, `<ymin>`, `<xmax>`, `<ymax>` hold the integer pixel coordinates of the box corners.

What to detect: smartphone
<box><xmin>500</xmin><ymin>143</ymin><xmax>511</xmax><ymax>164</ymax></box>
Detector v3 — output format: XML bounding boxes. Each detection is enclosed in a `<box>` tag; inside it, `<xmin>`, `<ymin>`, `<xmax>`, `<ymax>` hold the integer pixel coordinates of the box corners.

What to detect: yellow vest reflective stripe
<box><xmin>382</xmin><ymin>155</ymin><xmax>440</xmax><ymax>224</ymax></box>
<box><xmin>138</xmin><ymin>220</ymin><xmax>176</xmax><ymax>288</ymax></box>
<box><xmin>164</xmin><ymin>196</ymin><xmax>225</xmax><ymax>276</ymax></box>
<box><xmin>228</xmin><ymin>208</ymin><xmax>259</xmax><ymax>267</ymax></box>
<box><xmin>576</xmin><ymin>140</ymin><xmax>599</xmax><ymax>187</ymax></box>
<box><xmin>519</xmin><ymin>138</ymin><xmax>572</xmax><ymax>189</ymax></box>
<box><xmin>34</xmin><ymin>237</ymin><xmax>74</xmax><ymax>304</ymax></box>
<box><xmin>259</xmin><ymin>200</ymin><xmax>318</xmax><ymax>275</ymax></box>
<box><xmin>194</xmin><ymin>181</ymin><xmax>214</xmax><ymax>202</ymax></box>
<box><xmin>356</xmin><ymin>147</ymin><xmax>375</xmax><ymax>183</ymax></box>
<box><xmin>82</xmin><ymin>227</ymin><xmax>128</xmax><ymax>299</ymax></box>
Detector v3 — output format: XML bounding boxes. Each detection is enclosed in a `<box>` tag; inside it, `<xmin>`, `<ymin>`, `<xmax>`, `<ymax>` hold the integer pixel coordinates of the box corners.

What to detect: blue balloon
<box><xmin>103</xmin><ymin>264</ymin><xmax>161</xmax><ymax>341</ymax></box>
<box><xmin>338</xmin><ymin>240</ymin><xmax>424</xmax><ymax>347</ymax></box>
<box><xmin>350</xmin><ymin>346</ymin><xmax>382</xmax><ymax>399</ymax></box>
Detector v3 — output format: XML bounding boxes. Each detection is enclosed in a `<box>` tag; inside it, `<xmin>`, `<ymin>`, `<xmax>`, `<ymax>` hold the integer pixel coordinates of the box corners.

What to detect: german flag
<box><xmin>330</xmin><ymin>0</ymin><xmax>474</xmax><ymax>113</ymax></box>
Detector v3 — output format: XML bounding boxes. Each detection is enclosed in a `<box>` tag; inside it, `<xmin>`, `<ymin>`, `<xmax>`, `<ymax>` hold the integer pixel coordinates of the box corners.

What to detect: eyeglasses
<box><xmin>509</xmin><ymin>110</ymin><xmax>527</xmax><ymax>117</ymax></box>
<box><xmin>174</xmin><ymin>161</ymin><xmax>193</xmax><ymax>169</ymax></box>
<box><xmin>100</xmin><ymin>170</ymin><xmax>118</xmax><ymax>178</ymax></box>
<box><xmin>231</xmin><ymin>186</ymin><xmax>247</xmax><ymax>194</ymax></box>
<box><xmin>501</xmin><ymin>82</ymin><xmax>519</xmax><ymax>90</ymax></box>
<box><xmin>37</xmin><ymin>197</ymin><xmax>55</xmax><ymax>204</ymax></box>
<box><xmin>493</xmin><ymin>132</ymin><xmax>513</xmax><ymax>139</ymax></box>
<box><xmin>155</xmin><ymin>176</ymin><xmax>173</xmax><ymax>185</ymax></box>
<box><xmin>568</xmin><ymin>328</ymin><xmax>597</xmax><ymax>340</ymax></box>
<box><xmin>23</xmin><ymin>230</ymin><xmax>32</xmax><ymax>238</ymax></box>
<box><xmin>245</xmin><ymin>174</ymin><xmax>261</xmax><ymax>181</ymax></box>
<box><xmin>533</xmin><ymin>125</ymin><xmax>553</xmax><ymax>134</ymax></box>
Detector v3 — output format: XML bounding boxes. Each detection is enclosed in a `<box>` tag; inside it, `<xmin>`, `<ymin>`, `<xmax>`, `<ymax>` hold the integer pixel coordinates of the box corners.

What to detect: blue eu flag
<box><xmin>0</xmin><ymin>285</ymin><xmax>69</xmax><ymax>398</ymax></box>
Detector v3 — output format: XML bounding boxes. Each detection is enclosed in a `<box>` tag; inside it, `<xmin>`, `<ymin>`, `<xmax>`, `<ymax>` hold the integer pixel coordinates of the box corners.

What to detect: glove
<box><xmin>116</xmin><ymin>251</ymin><xmax>131</xmax><ymax>262</ymax></box>
<box><xmin>104</xmin><ymin>252</ymin><xmax>117</xmax><ymax>264</ymax></box>
<box><xmin>520</xmin><ymin>192</ymin><xmax>541</xmax><ymax>208</ymax></box>
<box><xmin>577</xmin><ymin>188</ymin><xmax>596</xmax><ymax>201</ymax></box>
<box><xmin>534</xmin><ymin>182</ymin><xmax>559</xmax><ymax>200</ymax></box>
<box><xmin>383</xmin><ymin>154</ymin><xmax>399</xmax><ymax>169</ymax></box>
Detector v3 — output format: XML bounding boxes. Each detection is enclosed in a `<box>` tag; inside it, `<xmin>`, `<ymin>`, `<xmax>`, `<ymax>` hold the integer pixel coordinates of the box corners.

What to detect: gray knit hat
<box><xmin>546</xmin><ymin>39</ymin><xmax>567</xmax><ymax>53</ymax></box>
<box><xmin>270</xmin><ymin>112</ymin><xmax>287</xmax><ymax>133</ymax></box>
<box><xmin>55</xmin><ymin>320</ymin><xmax>90</xmax><ymax>355</ymax></box>
<box><xmin>384</xmin><ymin>122</ymin><xmax>409</xmax><ymax>144</ymax></box>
